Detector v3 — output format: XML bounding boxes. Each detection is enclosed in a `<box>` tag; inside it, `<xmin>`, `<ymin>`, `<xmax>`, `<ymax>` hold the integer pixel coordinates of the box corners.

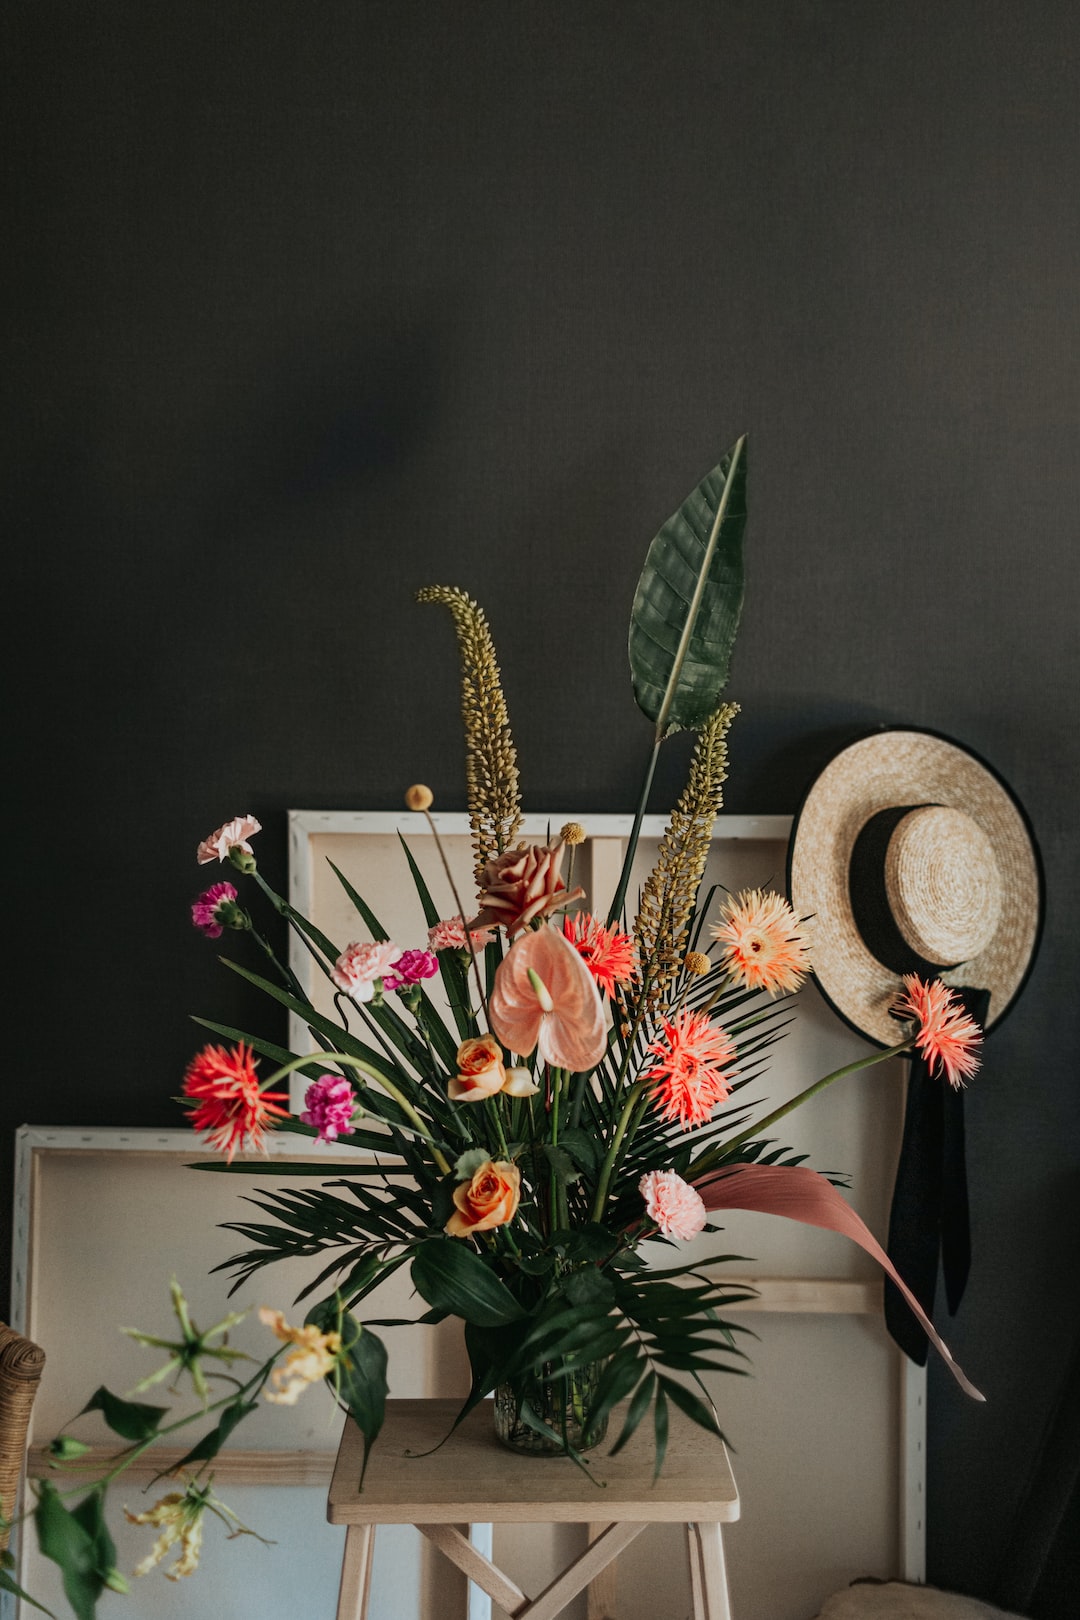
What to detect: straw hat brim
<box><xmin>787</xmin><ymin>727</ymin><xmax>1043</xmax><ymax>1048</ymax></box>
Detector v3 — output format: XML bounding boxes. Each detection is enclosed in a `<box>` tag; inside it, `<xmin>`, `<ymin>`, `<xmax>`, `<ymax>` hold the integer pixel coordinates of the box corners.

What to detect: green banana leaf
<box><xmin>628</xmin><ymin>435</ymin><xmax>747</xmax><ymax>738</ymax></box>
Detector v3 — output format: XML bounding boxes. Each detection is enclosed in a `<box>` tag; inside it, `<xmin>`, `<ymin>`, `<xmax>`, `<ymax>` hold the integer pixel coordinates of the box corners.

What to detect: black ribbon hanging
<box><xmin>883</xmin><ymin>984</ymin><xmax>989</xmax><ymax>1364</ymax></box>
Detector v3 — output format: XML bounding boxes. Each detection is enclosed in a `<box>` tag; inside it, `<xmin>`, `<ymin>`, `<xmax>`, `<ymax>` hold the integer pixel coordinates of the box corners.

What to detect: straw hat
<box><xmin>787</xmin><ymin>728</ymin><xmax>1043</xmax><ymax>1047</ymax></box>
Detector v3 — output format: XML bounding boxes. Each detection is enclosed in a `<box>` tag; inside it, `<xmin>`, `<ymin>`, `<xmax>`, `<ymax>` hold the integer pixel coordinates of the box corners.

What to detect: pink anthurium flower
<box><xmin>489</xmin><ymin>924</ymin><xmax>607</xmax><ymax>1072</ymax></box>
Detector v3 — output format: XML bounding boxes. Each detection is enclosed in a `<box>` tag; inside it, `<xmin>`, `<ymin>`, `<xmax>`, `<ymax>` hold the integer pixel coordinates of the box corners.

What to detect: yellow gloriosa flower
<box><xmin>259</xmin><ymin>1308</ymin><xmax>342</xmax><ymax>1406</ymax></box>
<box><xmin>126</xmin><ymin>1487</ymin><xmax>206</xmax><ymax>1580</ymax></box>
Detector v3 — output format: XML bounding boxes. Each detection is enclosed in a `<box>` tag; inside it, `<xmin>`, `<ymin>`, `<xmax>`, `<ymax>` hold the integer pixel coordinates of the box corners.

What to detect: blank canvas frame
<box><xmin>284</xmin><ymin>809</ymin><xmax>929</xmax><ymax>1620</ymax></box>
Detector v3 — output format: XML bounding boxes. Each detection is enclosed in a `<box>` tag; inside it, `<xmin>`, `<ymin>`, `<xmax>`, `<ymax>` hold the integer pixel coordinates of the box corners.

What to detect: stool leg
<box><xmin>688</xmin><ymin>1523</ymin><xmax>733</xmax><ymax>1620</ymax></box>
<box><xmin>687</xmin><ymin>1523</ymin><xmax>706</xmax><ymax>1619</ymax></box>
<box><xmin>336</xmin><ymin>1524</ymin><xmax>375</xmax><ymax>1620</ymax></box>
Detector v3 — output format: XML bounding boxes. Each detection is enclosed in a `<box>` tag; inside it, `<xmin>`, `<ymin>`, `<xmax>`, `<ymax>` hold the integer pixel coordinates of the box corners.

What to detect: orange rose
<box><xmin>445</xmin><ymin>1160</ymin><xmax>521</xmax><ymax>1237</ymax></box>
<box><xmin>471</xmin><ymin>838</ymin><xmax>586</xmax><ymax>936</ymax></box>
<box><xmin>448</xmin><ymin>1035</ymin><xmax>506</xmax><ymax>1102</ymax></box>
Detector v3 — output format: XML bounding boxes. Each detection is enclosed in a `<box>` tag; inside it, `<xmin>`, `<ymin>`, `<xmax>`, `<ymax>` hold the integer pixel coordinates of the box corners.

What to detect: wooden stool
<box><xmin>328</xmin><ymin>1397</ymin><xmax>740</xmax><ymax>1620</ymax></box>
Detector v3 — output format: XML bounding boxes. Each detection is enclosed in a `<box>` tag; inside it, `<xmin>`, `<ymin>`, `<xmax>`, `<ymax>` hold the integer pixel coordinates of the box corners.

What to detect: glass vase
<box><xmin>493</xmin><ymin>1361</ymin><xmax>608</xmax><ymax>1456</ymax></box>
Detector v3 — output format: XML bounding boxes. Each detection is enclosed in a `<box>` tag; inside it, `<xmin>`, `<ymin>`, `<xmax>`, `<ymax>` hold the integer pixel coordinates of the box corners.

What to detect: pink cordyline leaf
<box><xmin>489</xmin><ymin>924</ymin><xmax>607</xmax><ymax>1072</ymax></box>
<box><xmin>694</xmin><ymin>1163</ymin><xmax>983</xmax><ymax>1401</ymax></box>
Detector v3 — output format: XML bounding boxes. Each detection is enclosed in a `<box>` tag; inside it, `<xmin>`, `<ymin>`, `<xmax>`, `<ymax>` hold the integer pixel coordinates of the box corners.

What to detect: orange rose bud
<box><xmin>445</xmin><ymin>1159</ymin><xmax>521</xmax><ymax>1237</ymax></box>
<box><xmin>448</xmin><ymin>1034</ymin><xmax>506</xmax><ymax>1102</ymax></box>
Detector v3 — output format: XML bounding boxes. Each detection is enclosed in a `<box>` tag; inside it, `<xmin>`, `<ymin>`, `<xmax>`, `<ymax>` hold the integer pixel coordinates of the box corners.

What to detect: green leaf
<box><xmin>328</xmin><ymin>861</ymin><xmax>390</xmax><ymax>942</ymax></box>
<box><xmin>542</xmin><ymin>1144</ymin><xmax>581</xmax><ymax>1185</ymax></box>
<box><xmin>629</xmin><ymin>437</ymin><xmax>747</xmax><ymax>738</ymax></box>
<box><xmin>0</xmin><ymin>1562</ymin><xmax>56</xmax><ymax>1615</ymax></box>
<box><xmin>658</xmin><ymin>1376</ymin><xmax>727</xmax><ymax>1444</ymax></box>
<box><xmin>34</xmin><ymin>1484</ymin><xmax>103</xmax><ymax>1620</ymax></box>
<box><xmin>78</xmin><ymin>1387</ymin><xmax>167</xmax><ymax>1442</ymax></box>
<box><xmin>335</xmin><ymin>1317</ymin><xmax>389</xmax><ymax>1487</ymax></box>
<box><xmin>557</xmin><ymin>1128</ymin><xmax>600</xmax><ymax>1174</ymax></box>
<box><xmin>166</xmin><ymin>1396</ymin><xmax>258</xmax><ymax>1475</ymax></box>
<box><xmin>553</xmin><ymin>1224</ymin><xmax>618</xmax><ymax>1265</ymax></box>
<box><xmin>609</xmin><ymin>1372</ymin><xmax>655</xmax><ymax>1456</ymax></box>
<box><xmin>455</xmin><ymin>1148</ymin><xmax>492</xmax><ymax>1182</ymax></box>
<box><xmin>411</xmin><ymin>1240</ymin><xmax>526</xmax><ymax>1328</ymax></box>
<box><xmin>652</xmin><ymin>1383</ymin><xmax>669</xmax><ymax>1482</ymax></box>
<box><xmin>396</xmin><ymin>833</ymin><xmax>442</xmax><ymax>928</ymax></box>
<box><xmin>559</xmin><ymin>1266</ymin><xmax>615</xmax><ymax>1311</ymax></box>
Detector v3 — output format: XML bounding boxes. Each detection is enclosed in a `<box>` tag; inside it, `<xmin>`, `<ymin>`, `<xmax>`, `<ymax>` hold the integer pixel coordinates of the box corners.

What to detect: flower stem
<box><xmin>692</xmin><ymin>1038</ymin><xmax>913</xmax><ymax>1175</ymax></box>
<box><xmin>606</xmin><ymin>738</ymin><xmax>662</xmax><ymax>929</ymax></box>
<box><xmin>590</xmin><ymin>1080</ymin><xmax>649</xmax><ymax>1221</ymax></box>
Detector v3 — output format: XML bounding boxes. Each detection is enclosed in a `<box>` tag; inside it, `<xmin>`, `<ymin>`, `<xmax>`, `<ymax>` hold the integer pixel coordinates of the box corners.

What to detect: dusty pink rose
<box><xmin>300</xmin><ymin>1075</ymin><xmax>357</xmax><ymax>1142</ymax></box>
<box><xmin>471</xmin><ymin>839</ymin><xmax>585</xmax><ymax>936</ymax></box>
<box><xmin>639</xmin><ymin>1170</ymin><xmax>708</xmax><ymax>1241</ymax></box>
<box><xmin>427</xmin><ymin>916</ymin><xmax>495</xmax><ymax>953</ymax></box>
<box><xmin>330</xmin><ymin>940</ymin><xmax>402</xmax><ymax>1002</ymax></box>
<box><xmin>383</xmin><ymin>949</ymin><xmax>439</xmax><ymax>991</ymax></box>
<box><xmin>196</xmin><ymin>815</ymin><xmax>262</xmax><ymax>865</ymax></box>
<box><xmin>191</xmin><ymin>881</ymin><xmax>239</xmax><ymax>939</ymax></box>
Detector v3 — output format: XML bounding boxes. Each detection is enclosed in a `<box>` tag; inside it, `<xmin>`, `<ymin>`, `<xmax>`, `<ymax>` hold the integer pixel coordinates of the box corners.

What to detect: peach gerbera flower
<box><xmin>711</xmin><ymin>888</ymin><xmax>811</xmax><ymax>995</ymax></box>
<box><xmin>562</xmin><ymin>912</ymin><xmax>637</xmax><ymax>997</ymax></box>
<box><xmin>891</xmin><ymin>974</ymin><xmax>982</xmax><ymax>1089</ymax></box>
<box><xmin>181</xmin><ymin>1042</ymin><xmax>290</xmax><ymax>1162</ymax></box>
<box><xmin>645</xmin><ymin>1007</ymin><xmax>736</xmax><ymax>1129</ymax></box>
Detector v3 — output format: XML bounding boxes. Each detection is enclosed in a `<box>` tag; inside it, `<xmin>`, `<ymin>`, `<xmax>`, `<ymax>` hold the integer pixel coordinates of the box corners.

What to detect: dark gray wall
<box><xmin>5</xmin><ymin>2</ymin><xmax>1078</xmax><ymax>1607</ymax></box>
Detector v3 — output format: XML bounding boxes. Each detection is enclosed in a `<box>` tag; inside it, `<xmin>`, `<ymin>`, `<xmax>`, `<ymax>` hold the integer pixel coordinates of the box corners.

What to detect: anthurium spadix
<box><xmin>695</xmin><ymin>1162</ymin><xmax>984</xmax><ymax>1401</ymax></box>
<box><xmin>489</xmin><ymin>924</ymin><xmax>607</xmax><ymax>1072</ymax></box>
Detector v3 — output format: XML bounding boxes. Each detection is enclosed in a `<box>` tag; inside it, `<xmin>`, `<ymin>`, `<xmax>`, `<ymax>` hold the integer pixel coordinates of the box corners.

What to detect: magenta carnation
<box><xmin>383</xmin><ymin>949</ymin><xmax>439</xmax><ymax>991</ymax></box>
<box><xmin>191</xmin><ymin>881</ymin><xmax>239</xmax><ymax>939</ymax></box>
<box><xmin>639</xmin><ymin>1170</ymin><xmax>708</xmax><ymax>1242</ymax></box>
<box><xmin>300</xmin><ymin>1075</ymin><xmax>357</xmax><ymax>1143</ymax></box>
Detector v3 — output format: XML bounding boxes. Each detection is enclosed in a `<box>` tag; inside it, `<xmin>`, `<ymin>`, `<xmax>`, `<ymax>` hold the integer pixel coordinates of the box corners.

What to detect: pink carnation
<box><xmin>383</xmin><ymin>949</ymin><xmax>439</xmax><ymax>991</ymax></box>
<box><xmin>197</xmin><ymin>815</ymin><xmax>262</xmax><ymax>865</ymax></box>
<box><xmin>191</xmin><ymin>881</ymin><xmax>239</xmax><ymax>939</ymax></box>
<box><xmin>300</xmin><ymin>1075</ymin><xmax>357</xmax><ymax>1143</ymax></box>
<box><xmin>639</xmin><ymin>1170</ymin><xmax>708</xmax><ymax>1242</ymax></box>
<box><xmin>330</xmin><ymin>940</ymin><xmax>402</xmax><ymax>1002</ymax></box>
<box><xmin>427</xmin><ymin>915</ymin><xmax>495</xmax><ymax>953</ymax></box>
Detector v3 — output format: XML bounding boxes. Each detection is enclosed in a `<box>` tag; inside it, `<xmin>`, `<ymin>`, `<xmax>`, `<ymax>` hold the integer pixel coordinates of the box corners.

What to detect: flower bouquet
<box><xmin>9</xmin><ymin>438</ymin><xmax>982</xmax><ymax>1616</ymax></box>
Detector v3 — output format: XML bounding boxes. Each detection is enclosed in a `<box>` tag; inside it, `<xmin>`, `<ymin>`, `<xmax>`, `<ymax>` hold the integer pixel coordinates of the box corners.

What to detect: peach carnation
<box><xmin>196</xmin><ymin>815</ymin><xmax>262</xmax><ymax>865</ymax></box>
<box><xmin>331</xmin><ymin>940</ymin><xmax>402</xmax><ymax>1002</ymax></box>
<box><xmin>428</xmin><ymin>915</ymin><xmax>495</xmax><ymax>953</ymax></box>
<box><xmin>640</xmin><ymin>1170</ymin><xmax>708</xmax><ymax>1241</ymax></box>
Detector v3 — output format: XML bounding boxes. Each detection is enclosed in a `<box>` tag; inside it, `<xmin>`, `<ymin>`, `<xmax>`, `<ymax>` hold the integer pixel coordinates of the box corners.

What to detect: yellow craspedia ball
<box><xmin>405</xmin><ymin>784</ymin><xmax>434</xmax><ymax>812</ymax></box>
<box><xmin>684</xmin><ymin>950</ymin><xmax>711</xmax><ymax>977</ymax></box>
<box><xmin>560</xmin><ymin>821</ymin><xmax>586</xmax><ymax>846</ymax></box>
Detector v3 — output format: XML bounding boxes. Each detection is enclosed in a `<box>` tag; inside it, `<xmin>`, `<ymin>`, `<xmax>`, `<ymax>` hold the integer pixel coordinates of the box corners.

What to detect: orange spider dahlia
<box><xmin>562</xmin><ymin>912</ymin><xmax>637</xmax><ymax>997</ymax></box>
<box><xmin>711</xmin><ymin>888</ymin><xmax>811</xmax><ymax>996</ymax></box>
<box><xmin>645</xmin><ymin>1007</ymin><xmax>736</xmax><ymax>1129</ymax></box>
<box><xmin>891</xmin><ymin>974</ymin><xmax>982</xmax><ymax>1089</ymax></box>
<box><xmin>182</xmin><ymin>1041</ymin><xmax>290</xmax><ymax>1162</ymax></box>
